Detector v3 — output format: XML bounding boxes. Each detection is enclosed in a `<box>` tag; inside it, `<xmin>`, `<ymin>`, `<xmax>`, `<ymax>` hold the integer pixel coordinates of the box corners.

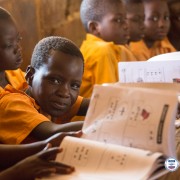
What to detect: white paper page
<box><xmin>115</xmin><ymin>82</ymin><xmax>180</xmax><ymax>92</ymax></box>
<box><xmin>41</xmin><ymin>136</ymin><xmax>164</xmax><ymax>180</ymax></box>
<box><xmin>82</xmin><ymin>85</ymin><xmax>178</xmax><ymax>157</ymax></box>
<box><xmin>118</xmin><ymin>60</ymin><xmax>180</xmax><ymax>83</ymax></box>
<box><xmin>148</xmin><ymin>52</ymin><xmax>180</xmax><ymax>61</ymax></box>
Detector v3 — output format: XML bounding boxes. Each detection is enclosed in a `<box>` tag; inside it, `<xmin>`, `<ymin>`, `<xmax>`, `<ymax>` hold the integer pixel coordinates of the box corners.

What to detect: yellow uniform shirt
<box><xmin>80</xmin><ymin>34</ymin><xmax>121</xmax><ymax>98</ymax></box>
<box><xmin>119</xmin><ymin>44</ymin><xmax>138</xmax><ymax>62</ymax></box>
<box><xmin>130</xmin><ymin>37</ymin><xmax>176</xmax><ymax>61</ymax></box>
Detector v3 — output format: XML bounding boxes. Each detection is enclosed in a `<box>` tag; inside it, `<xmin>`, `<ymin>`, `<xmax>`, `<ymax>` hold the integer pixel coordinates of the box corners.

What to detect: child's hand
<box><xmin>11</xmin><ymin>147</ymin><xmax>74</xmax><ymax>180</ymax></box>
<box><xmin>45</xmin><ymin>131</ymin><xmax>83</xmax><ymax>147</ymax></box>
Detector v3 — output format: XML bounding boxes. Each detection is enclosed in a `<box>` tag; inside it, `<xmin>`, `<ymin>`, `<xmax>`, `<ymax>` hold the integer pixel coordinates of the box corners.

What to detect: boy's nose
<box><xmin>140</xmin><ymin>23</ymin><xmax>145</xmax><ymax>31</ymax></box>
<box><xmin>158</xmin><ymin>18</ymin><xmax>167</xmax><ymax>28</ymax></box>
<box><xmin>123</xmin><ymin>21</ymin><xmax>129</xmax><ymax>31</ymax></box>
<box><xmin>56</xmin><ymin>84</ymin><xmax>71</xmax><ymax>98</ymax></box>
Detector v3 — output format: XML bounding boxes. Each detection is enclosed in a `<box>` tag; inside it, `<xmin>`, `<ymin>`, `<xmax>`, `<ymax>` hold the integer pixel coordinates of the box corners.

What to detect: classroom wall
<box><xmin>0</xmin><ymin>0</ymin><xmax>86</xmax><ymax>70</ymax></box>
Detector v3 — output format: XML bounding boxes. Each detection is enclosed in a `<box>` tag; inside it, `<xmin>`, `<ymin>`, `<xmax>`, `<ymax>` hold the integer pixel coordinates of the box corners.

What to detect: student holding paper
<box><xmin>0</xmin><ymin>132</ymin><xmax>82</xmax><ymax>180</ymax></box>
<box><xmin>0</xmin><ymin>36</ymin><xmax>84</xmax><ymax>144</ymax></box>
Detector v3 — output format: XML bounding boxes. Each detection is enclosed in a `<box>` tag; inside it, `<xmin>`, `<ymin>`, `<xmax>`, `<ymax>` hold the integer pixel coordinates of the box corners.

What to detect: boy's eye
<box><xmin>49</xmin><ymin>78</ymin><xmax>62</xmax><ymax>85</ymax></box>
<box><xmin>71</xmin><ymin>83</ymin><xmax>80</xmax><ymax>90</ymax></box>
<box><xmin>115</xmin><ymin>17</ymin><xmax>126</xmax><ymax>24</ymax></box>
<box><xmin>164</xmin><ymin>15</ymin><xmax>170</xmax><ymax>21</ymax></box>
<box><xmin>4</xmin><ymin>43</ymin><xmax>14</xmax><ymax>49</ymax></box>
<box><xmin>152</xmin><ymin>16</ymin><xmax>159</xmax><ymax>22</ymax></box>
<box><xmin>116</xmin><ymin>18</ymin><xmax>122</xmax><ymax>23</ymax></box>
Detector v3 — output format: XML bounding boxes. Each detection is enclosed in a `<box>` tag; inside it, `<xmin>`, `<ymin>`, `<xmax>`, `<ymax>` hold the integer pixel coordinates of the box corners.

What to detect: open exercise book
<box><xmin>42</xmin><ymin>83</ymin><xmax>179</xmax><ymax>180</ymax></box>
<box><xmin>118</xmin><ymin>60</ymin><xmax>180</xmax><ymax>83</ymax></box>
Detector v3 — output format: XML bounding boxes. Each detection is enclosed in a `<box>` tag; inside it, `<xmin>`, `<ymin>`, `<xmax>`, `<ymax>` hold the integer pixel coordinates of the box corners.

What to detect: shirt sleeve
<box><xmin>0</xmin><ymin>92</ymin><xmax>50</xmax><ymax>144</ymax></box>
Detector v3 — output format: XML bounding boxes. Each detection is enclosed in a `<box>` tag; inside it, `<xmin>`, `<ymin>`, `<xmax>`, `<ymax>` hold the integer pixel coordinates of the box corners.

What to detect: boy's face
<box><xmin>0</xmin><ymin>19</ymin><xmax>22</xmax><ymax>70</ymax></box>
<box><xmin>126</xmin><ymin>3</ymin><xmax>145</xmax><ymax>42</ymax></box>
<box><xmin>96</xmin><ymin>2</ymin><xmax>129</xmax><ymax>45</ymax></box>
<box><xmin>28</xmin><ymin>50</ymin><xmax>83</xmax><ymax>118</ymax></box>
<box><xmin>143</xmin><ymin>0</ymin><xmax>170</xmax><ymax>41</ymax></box>
<box><xmin>169</xmin><ymin>2</ymin><xmax>180</xmax><ymax>35</ymax></box>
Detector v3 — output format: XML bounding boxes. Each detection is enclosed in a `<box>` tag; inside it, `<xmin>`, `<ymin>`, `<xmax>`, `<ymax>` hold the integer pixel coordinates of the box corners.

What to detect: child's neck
<box><xmin>143</xmin><ymin>38</ymin><xmax>155</xmax><ymax>49</ymax></box>
<box><xmin>0</xmin><ymin>71</ymin><xmax>9</xmax><ymax>88</ymax></box>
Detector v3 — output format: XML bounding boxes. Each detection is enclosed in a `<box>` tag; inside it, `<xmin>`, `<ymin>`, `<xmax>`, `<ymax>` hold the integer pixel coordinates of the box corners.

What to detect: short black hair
<box><xmin>31</xmin><ymin>36</ymin><xmax>84</xmax><ymax>70</ymax></box>
<box><xmin>80</xmin><ymin>0</ymin><xmax>123</xmax><ymax>32</ymax></box>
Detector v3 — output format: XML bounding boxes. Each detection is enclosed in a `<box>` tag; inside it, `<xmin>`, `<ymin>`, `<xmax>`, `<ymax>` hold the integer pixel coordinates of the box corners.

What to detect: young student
<box><xmin>120</xmin><ymin>0</ymin><xmax>145</xmax><ymax>61</ymax></box>
<box><xmin>0</xmin><ymin>36</ymin><xmax>84</xmax><ymax>144</ymax></box>
<box><xmin>0</xmin><ymin>7</ymin><xmax>89</xmax><ymax>122</ymax></box>
<box><xmin>0</xmin><ymin>7</ymin><xmax>26</xmax><ymax>90</ymax></box>
<box><xmin>130</xmin><ymin>0</ymin><xmax>176</xmax><ymax>61</ymax></box>
<box><xmin>79</xmin><ymin>0</ymin><xmax>129</xmax><ymax>98</ymax></box>
<box><xmin>124</xmin><ymin>0</ymin><xmax>145</xmax><ymax>43</ymax></box>
<box><xmin>0</xmin><ymin>132</ymin><xmax>80</xmax><ymax>180</ymax></box>
<box><xmin>167</xmin><ymin>0</ymin><xmax>180</xmax><ymax>51</ymax></box>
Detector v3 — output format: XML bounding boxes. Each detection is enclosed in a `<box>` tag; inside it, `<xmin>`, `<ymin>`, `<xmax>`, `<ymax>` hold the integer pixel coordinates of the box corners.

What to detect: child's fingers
<box><xmin>43</xmin><ymin>143</ymin><xmax>52</xmax><ymax>151</ymax></box>
<box><xmin>38</xmin><ymin>147</ymin><xmax>63</xmax><ymax>160</ymax></box>
<box><xmin>35</xmin><ymin>168</ymin><xmax>56</xmax><ymax>178</ymax></box>
<box><xmin>55</xmin><ymin>165</ymin><xmax>75</xmax><ymax>174</ymax></box>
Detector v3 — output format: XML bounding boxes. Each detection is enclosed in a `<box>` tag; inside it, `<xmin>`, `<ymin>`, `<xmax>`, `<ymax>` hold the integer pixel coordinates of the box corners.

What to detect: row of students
<box><xmin>79</xmin><ymin>0</ymin><xmax>179</xmax><ymax>99</ymax></box>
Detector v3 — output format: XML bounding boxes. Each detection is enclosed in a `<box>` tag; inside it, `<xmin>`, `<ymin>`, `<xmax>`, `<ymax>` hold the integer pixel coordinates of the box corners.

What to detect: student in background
<box><xmin>0</xmin><ymin>7</ymin><xmax>26</xmax><ymax>90</ymax></box>
<box><xmin>0</xmin><ymin>132</ymin><xmax>79</xmax><ymax>180</ymax></box>
<box><xmin>121</xmin><ymin>0</ymin><xmax>145</xmax><ymax>61</ymax></box>
<box><xmin>167</xmin><ymin>0</ymin><xmax>180</xmax><ymax>51</ymax></box>
<box><xmin>0</xmin><ymin>36</ymin><xmax>84</xmax><ymax>144</ymax></box>
<box><xmin>79</xmin><ymin>0</ymin><xmax>129</xmax><ymax>99</ymax></box>
<box><xmin>130</xmin><ymin>0</ymin><xmax>176</xmax><ymax>61</ymax></box>
<box><xmin>125</xmin><ymin>0</ymin><xmax>145</xmax><ymax>43</ymax></box>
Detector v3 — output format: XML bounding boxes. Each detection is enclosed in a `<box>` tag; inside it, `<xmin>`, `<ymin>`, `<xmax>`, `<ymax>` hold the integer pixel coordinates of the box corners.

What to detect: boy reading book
<box><xmin>0</xmin><ymin>36</ymin><xmax>84</xmax><ymax>144</ymax></box>
<box><xmin>40</xmin><ymin>84</ymin><xmax>179</xmax><ymax>180</ymax></box>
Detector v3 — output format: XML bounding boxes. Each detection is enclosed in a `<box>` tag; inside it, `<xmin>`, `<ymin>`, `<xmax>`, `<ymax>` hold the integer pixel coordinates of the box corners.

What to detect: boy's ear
<box><xmin>25</xmin><ymin>65</ymin><xmax>35</xmax><ymax>86</ymax></box>
<box><xmin>88</xmin><ymin>21</ymin><xmax>100</xmax><ymax>36</ymax></box>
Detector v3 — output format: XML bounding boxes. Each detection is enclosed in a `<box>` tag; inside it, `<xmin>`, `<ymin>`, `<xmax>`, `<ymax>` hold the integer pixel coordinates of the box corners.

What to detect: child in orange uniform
<box><xmin>0</xmin><ymin>36</ymin><xmax>84</xmax><ymax>144</ymax></box>
<box><xmin>130</xmin><ymin>0</ymin><xmax>176</xmax><ymax>61</ymax></box>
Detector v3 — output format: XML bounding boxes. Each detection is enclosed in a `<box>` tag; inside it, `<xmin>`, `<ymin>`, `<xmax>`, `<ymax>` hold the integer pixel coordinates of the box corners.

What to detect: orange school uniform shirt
<box><xmin>130</xmin><ymin>37</ymin><xmax>176</xmax><ymax>61</ymax></box>
<box><xmin>0</xmin><ymin>85</ymin><xmax>49</xmax><ymax>144</ymax></box>
<box><xmin>5</xmin><ymin>68</ymin><xmax>27</xmax><ymax>90</ymax></box>
<box><xmin>0</xmin><ymin>85</ymin><xmax>83</xmax><ymax>144</ymax></box>
<box><xmin>80</xmin><ymin>34</ymin><xmax>122</xmax><ymax>98</ymax></box>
